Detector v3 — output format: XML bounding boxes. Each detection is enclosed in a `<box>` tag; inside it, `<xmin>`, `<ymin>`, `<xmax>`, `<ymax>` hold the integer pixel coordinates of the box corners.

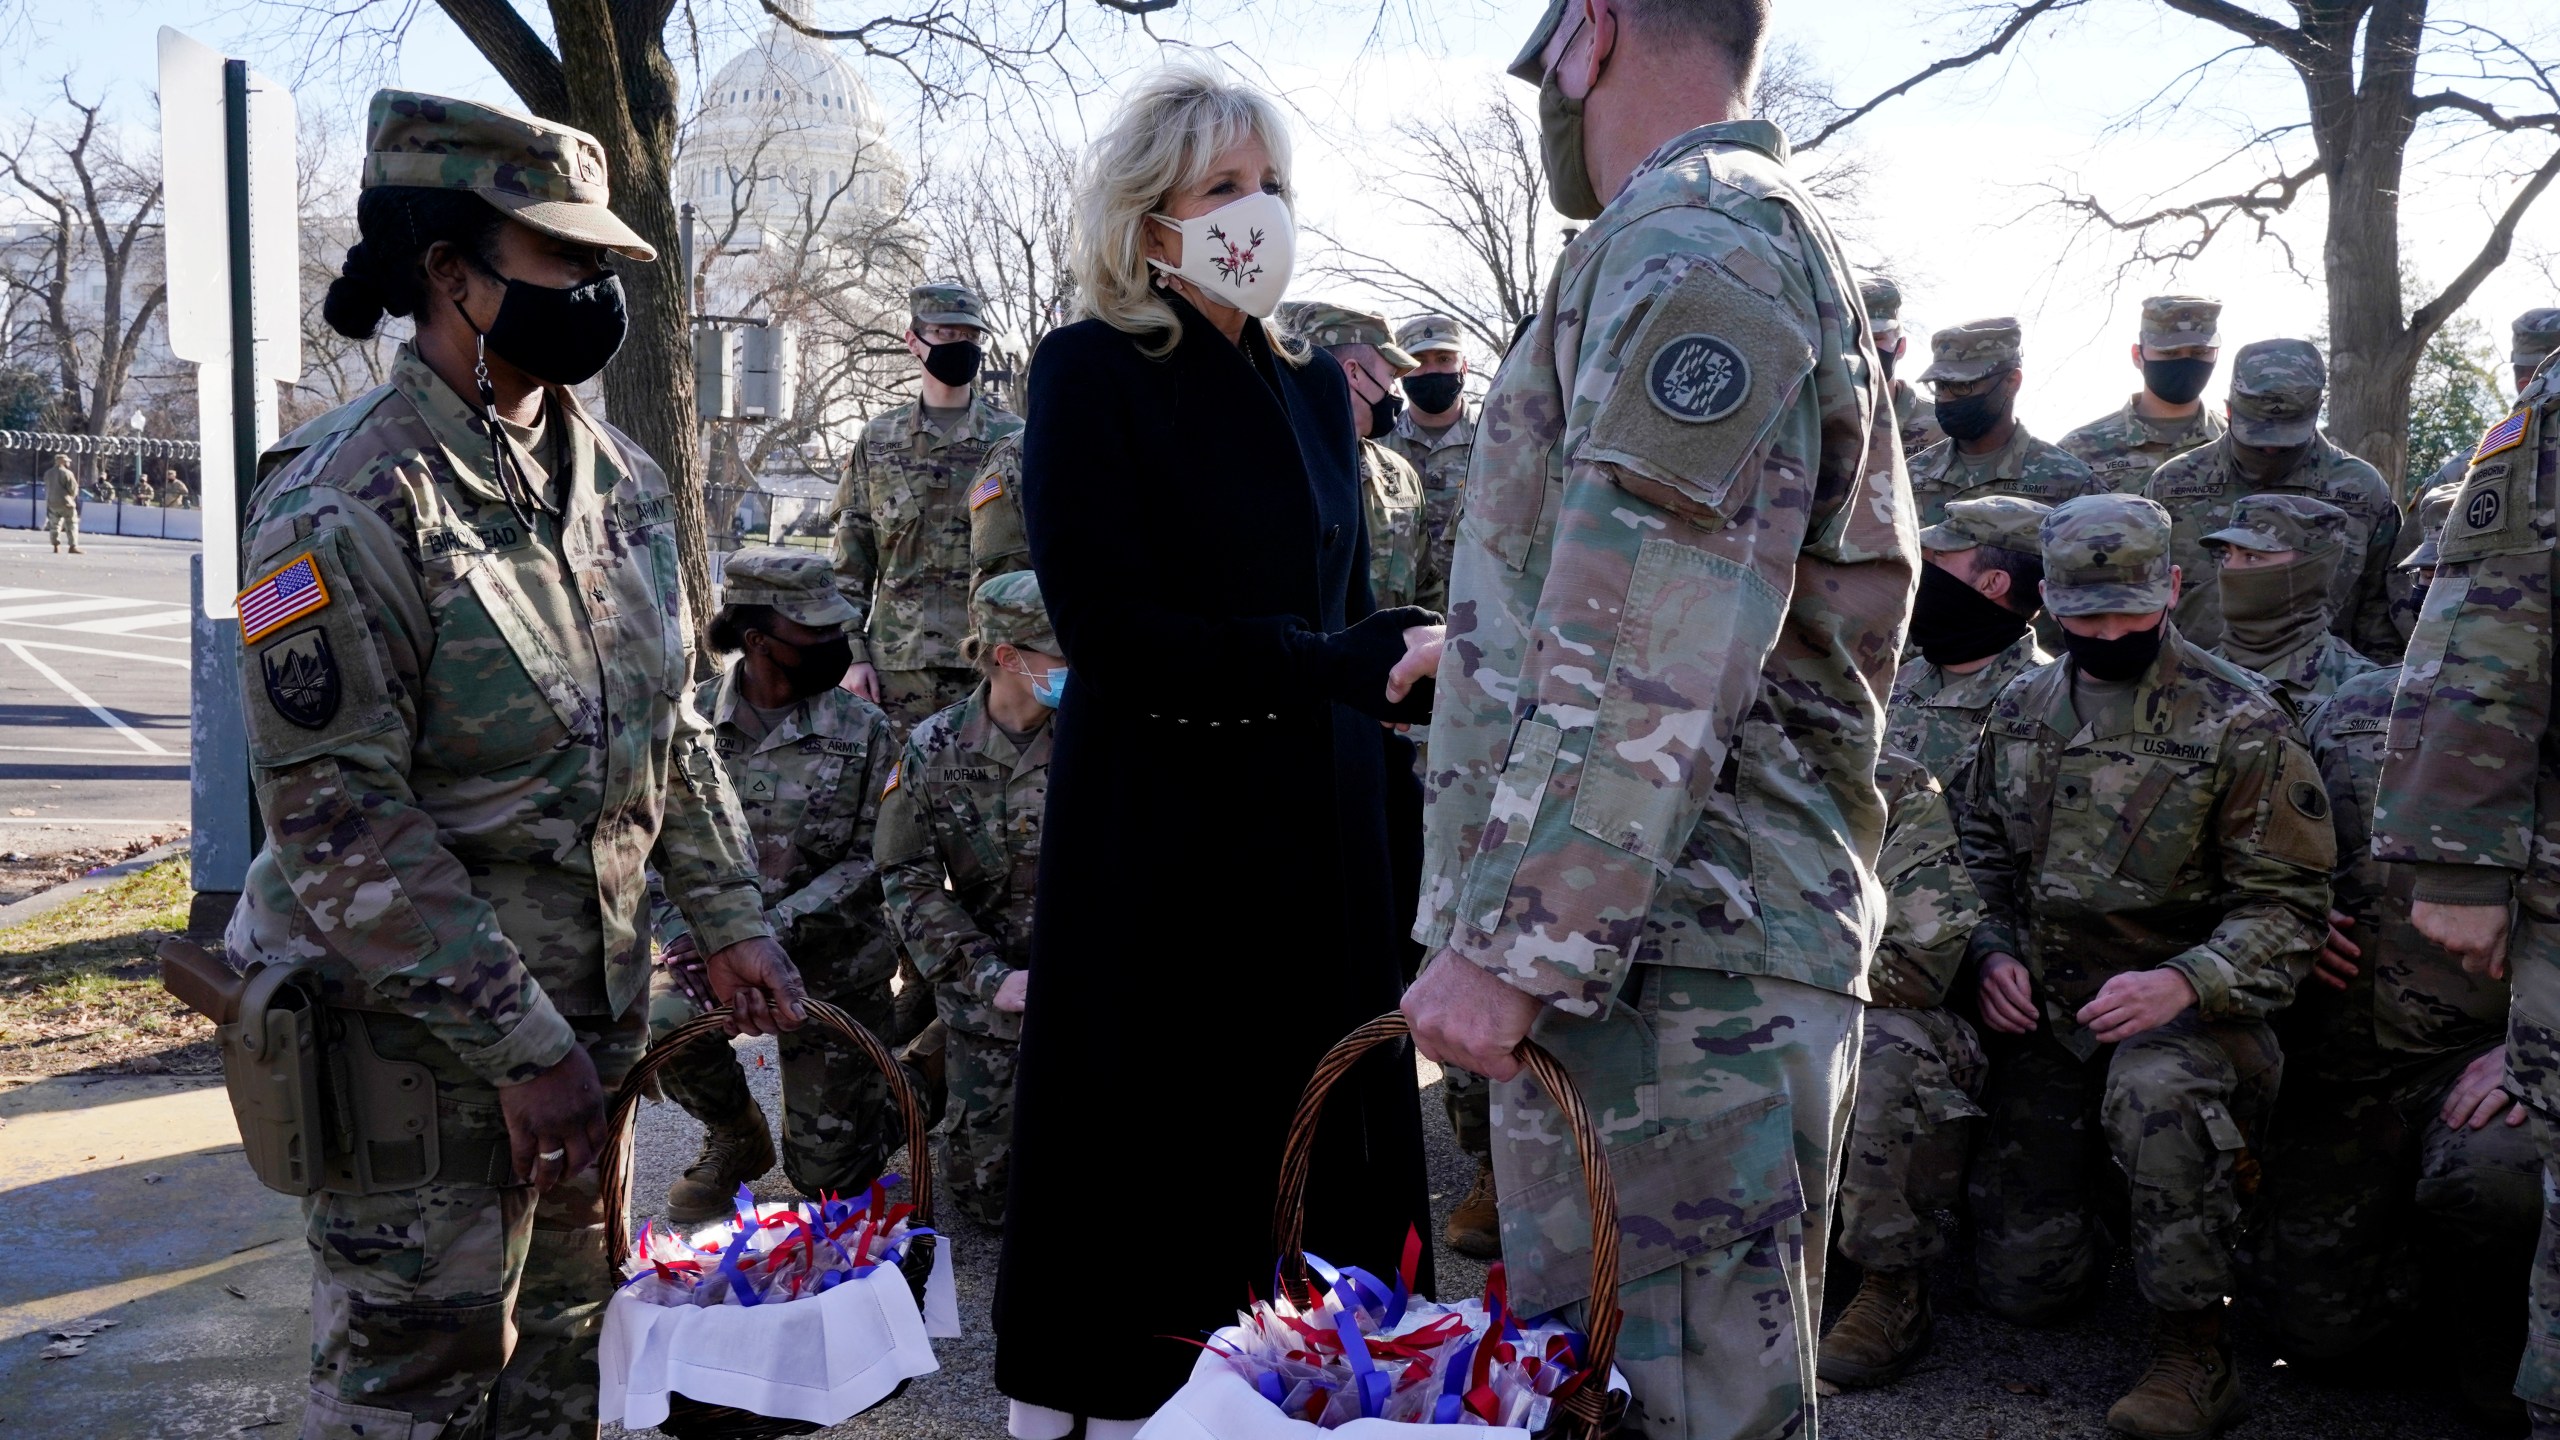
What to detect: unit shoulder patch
<box><xmin>1645</xmin><ymin>333</ymin><xmax>1753</xmax><ymax>424</ymax></box>
<box><xmin>259</xmin><ymin>629</ymin><xmax>341</xmax><ymax>730</ymax></box>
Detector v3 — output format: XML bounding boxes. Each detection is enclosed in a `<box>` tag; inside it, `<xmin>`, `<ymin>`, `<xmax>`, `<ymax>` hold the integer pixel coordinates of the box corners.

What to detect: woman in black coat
<box><xmin>991</xmin><ymin>63</ymin><xmax>1441</xmax><ymax>1437</ymax></box>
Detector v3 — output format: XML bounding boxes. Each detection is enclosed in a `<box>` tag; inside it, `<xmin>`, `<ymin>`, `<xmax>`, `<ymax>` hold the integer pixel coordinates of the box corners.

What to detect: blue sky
<box><xmin>8</xmin><ymin>0</ymin><xmax>2557</xmax><ymax>434</ymax></box>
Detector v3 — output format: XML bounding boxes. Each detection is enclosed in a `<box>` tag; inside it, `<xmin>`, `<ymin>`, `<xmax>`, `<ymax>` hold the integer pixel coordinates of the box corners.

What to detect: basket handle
<box><xmin>1270</xmin><ymin>1012</ymin><xmax>1621</xmax><ymax>1431</ymax></box>
<box><xmin>599</xmin><ymin>998</ymin><xmax>935</xmax><ymax>1268</ymax></box>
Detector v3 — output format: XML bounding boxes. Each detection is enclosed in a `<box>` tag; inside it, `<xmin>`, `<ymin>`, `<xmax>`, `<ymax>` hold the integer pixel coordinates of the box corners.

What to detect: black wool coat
<box><xmin>993</xmin><ymin>294</ymin><xmax>1437</xmax><ymax>1419</ymax></box>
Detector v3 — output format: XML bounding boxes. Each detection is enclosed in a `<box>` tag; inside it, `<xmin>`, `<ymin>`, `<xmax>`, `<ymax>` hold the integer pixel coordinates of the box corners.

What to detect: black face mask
<box><xmin>1909</xmin><ymin>561</ymin><xmax>2030</xmax><ymax>667</ymax></box>
<box><xmin>1934</xmin><ymin>383</ymin><xmax>2011</xmax><ymax>444</ymax></box>
<box><xmin>2229</xmin><ymin>437</ymin><xmax>2312</xmax><ymax>484</ymax></box>
<box><xmin>2143</xmin><ymin>357</ymin><xmax>2216</xmax><ymax>407</ymax></box>
<box><xmin>758</xmin><ymin>632</ymin><xmax>854</xmax><ymax>699</ymax></box>
<box><xmin>1365</xmin><ymin>389</ymin><xmax>1405</xmax><ymax>439</ymax></box>
<box><xmin>1877</xmin><ymin>345</ymin><xmax>1898</xmax><ymax>383</ymax></box>
<box><xmin>1403</xmin><ymin>372</ymin><xmax>1464</xmax><ymax>416</ymax></box>
<box><xmin>921</xmin><ymin>339</ymin><xmax>983</xmax><ymax>388</ymax></box>
<box><xmin>2062</xmin><ymin>619</ymin><xmax>2165</xmax><ymax>683</ymax></box>
<box><xmin>479</xmin><ymin>270</ymin><xmax>627</xmax><ymax>386</ymax></box>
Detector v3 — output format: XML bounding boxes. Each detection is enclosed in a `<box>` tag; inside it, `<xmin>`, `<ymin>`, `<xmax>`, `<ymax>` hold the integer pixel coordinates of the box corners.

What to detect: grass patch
<box><xmin>0</xmin><ymin>858</ymin><xmax>215</xmax><ymax>1077</ymax></box>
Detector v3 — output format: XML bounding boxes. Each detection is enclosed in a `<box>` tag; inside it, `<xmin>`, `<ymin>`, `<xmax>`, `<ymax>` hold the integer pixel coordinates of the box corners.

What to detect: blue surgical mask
<box><xmin>1030</xmin><ymin>665</ymin><xmax>1069</xmax><ymax>709</ymax></box>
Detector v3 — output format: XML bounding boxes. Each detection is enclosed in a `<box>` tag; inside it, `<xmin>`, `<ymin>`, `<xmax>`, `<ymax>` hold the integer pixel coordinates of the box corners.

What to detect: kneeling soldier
<box><xmin>875</xmin><ymin>571</ymin><xmax>1058</xmax><ymax>1224</ymax></box>
<box><xmin>647</xmin><ymin>548</ymin><xmax>905</xmax><ymax>1222</ymax></box>
<box><xmin>2202</xmin><ymin>492</ymin><xmax>2379</xmax><ymax>713</ymax></box>
<box><xmin>1959</xmin><ymin>494</ymin><xmax>2333</xmax><ymax>1439</ymax></box>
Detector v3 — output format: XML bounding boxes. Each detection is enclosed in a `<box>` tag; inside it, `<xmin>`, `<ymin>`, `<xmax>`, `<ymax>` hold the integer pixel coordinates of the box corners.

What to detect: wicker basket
<box><xmin>1273</xmin><ymin>1013</ymin><xmax>1625</xmax><ymax>1439</ymax></box>
<box><xmin>598</xmin><ymin>998</ymin><xmax>938</xmax><ymax>1440</ymax></box>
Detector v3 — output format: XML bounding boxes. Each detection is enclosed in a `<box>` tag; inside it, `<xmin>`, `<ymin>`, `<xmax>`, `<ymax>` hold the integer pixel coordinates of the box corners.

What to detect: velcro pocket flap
<box><xmin>1459</xmin><ymin>718</ymin><xmax>1565</xmax><ymax>935</ymax></box>
<box><xmin>1500</xmin><ymin>1091</ymin><xmax>1804</xmax><ymax>1318</ymax></box>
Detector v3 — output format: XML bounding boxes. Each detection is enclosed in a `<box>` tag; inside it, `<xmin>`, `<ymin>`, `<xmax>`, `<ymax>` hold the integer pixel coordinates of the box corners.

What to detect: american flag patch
<box><xmin>968</xmin><ymin>471</ymin><xmax>1004</xmax><ymax>511</ymax></box>
<box><xmin>2474</xmin><ymin>410</ymin><xmax>2530</xmax><ymax>463</ymax></box>
<box><xmin>236</xmin><ymin>553</ymin><xmax>332</xmax><ymax>643</ymax></box>
<box><xmin>882</xmin><ymin>762</ymin><xmax>901</xmax><ymax>795</ymax></box>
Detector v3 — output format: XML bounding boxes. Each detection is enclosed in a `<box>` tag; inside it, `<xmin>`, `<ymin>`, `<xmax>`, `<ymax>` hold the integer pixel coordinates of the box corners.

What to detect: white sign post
<box><xmin>159</xmin><ymin>27</ymin><xmax>300</xmax><ymax>905</ymax></box>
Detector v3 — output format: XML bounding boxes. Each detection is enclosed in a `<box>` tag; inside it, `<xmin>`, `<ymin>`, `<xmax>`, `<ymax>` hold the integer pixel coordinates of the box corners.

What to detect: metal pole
<box><xmin>223</xmin><ymin>59</ymin><xmax>256</xmax><ymax>542</ymax></box>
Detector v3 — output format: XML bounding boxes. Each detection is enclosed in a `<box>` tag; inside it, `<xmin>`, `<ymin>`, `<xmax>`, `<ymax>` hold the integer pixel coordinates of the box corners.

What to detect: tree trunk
<box><xmin>2305</xmin><ymin>0</ymin><xmax>2428</xmax><ymax>491</ymax></box>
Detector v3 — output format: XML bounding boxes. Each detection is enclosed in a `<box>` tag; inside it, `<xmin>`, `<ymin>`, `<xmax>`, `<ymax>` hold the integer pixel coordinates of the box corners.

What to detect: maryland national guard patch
<box><xmin>1646</xmin><ymin>334</ymin><xmax>1753</xmax><ymax>423</ymax></box>
<box><xmin>260</xmin><ymin>629</ymin><xmax>341</xmax><ymax>730</ymax></box>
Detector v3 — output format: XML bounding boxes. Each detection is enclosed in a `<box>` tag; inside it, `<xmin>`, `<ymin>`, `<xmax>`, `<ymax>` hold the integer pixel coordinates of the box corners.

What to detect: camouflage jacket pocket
<box><xmin>2105</xmin><ymin>754</ymin><xmax>2219</xmax><ymax>892</ymax></box>
<box><xmin>1459</xmin><ymin>718</ymin><xmax>1563</xmax><ymax>935</ymax></box>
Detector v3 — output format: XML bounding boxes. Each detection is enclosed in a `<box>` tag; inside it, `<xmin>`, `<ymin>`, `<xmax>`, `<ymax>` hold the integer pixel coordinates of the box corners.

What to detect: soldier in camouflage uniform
<box><xmin>1817</xmin><ymin>750</ymin><xmax>1987</xmax><ymax>1388</ymax></box>
<box><xmin>224</xmin><ymin>92</ymin><xmax>805</xmax><ymax>1440</ymax></box>
<box><xmin>874</xmin><ymin>571</ymin><xmax>1057</xmax><ymax>1225</ymax></box>
<box><xmin>1385</xmin><ymin>313</ymin><xmax>1479</xmax><ymax>617</ymax></box>
<box><xmin>2246</xmin><ymin>634</ymin><xmax>2538</xmax><ymax>1422</ymax></box>
<box><xmin>1295</xmin><ymin>303</ymin><xmax>1428</xmax><ymax>609</ymax></box>
<box><xmin>1400</xmin><ymin>6</ymin><xmax>1915</xmax><ymax>1432</ymax></box>
<box><xmin>2146</xmin><ymin>339</ymin><xmax>2401</xmax><ymax>661</ymax></box>
<box><xmin>1888</xmin><ymin>494</ymin><xmax>2052</xmax><ymax>780</ymax></box>
<box><xmin>644</xmin><ymin>549</ymin><xmax>904</xmax><ymax>1223</ymax></box>
<box><xmin>967</xmin><ymin>429</ymin><xmax>1028</xmax><ymax>591</ymax></box>
<box><xmin>2059</xmin><ymin>295</ymin><xmax>2228</xmax><ymax>495</ymax></box>
<box><xmin>1861</xmin><ymin>276</ymin><xmax>1943</xmax><ymax>457</ymax></box>
<box><xmin>2372</xmin><ymin>349</ymin><xmax>2560</xmax><ymax>1436</ymax></box>
<box><xmin>42</xmin><ymin>453</ymin><xmax>80</xmax><ymax>553</ymax></box>
<box><xmin>831</xmin><ymin>280</ymin><xmax>1027</xmax><ymax>729</ymax></box>
<box><xmin>2201</xmin><ymin>492</ymin><xmax>2379</xmax><ymax>714</ymax></box>
<box><xmin>163</xmin><ymin>466</ymin><xmax>193</xmax><ymax>508</ymax></box>
<box><xmin>2408</xmin><ymin>309</ymin><xmax>2560</xmax><ymax>509</ymax></box>
<box><xmin>1906</xmin><ymin>317</ymin><xmax>2102</xmax><ymax>529</ymax></box>
<box><xmin>2386</xmin><ymin>478</ymin><xmax>2460</xmax><ymax>646</ymax></box>
<box><xmin>1957</xmin><ymin>494</ymin><xmax>2332</xmax><ymax>1439</ymax></box>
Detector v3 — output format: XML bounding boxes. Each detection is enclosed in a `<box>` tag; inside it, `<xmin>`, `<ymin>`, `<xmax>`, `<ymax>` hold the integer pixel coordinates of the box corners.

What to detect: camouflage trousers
<box><xmin>875</xmin><ymin>665</ymin><xmax>978</xmax><ymax>731</ymax></box>
<box><xmin>1835</xmin><ymin>1005</ymin><xmax>1987</xmax><ymax>1273</ymax></box>
<box><xmin>1494</xmin><ymin>966</ymin><xmax>1860</xmax><ymax>1440</ymax></box>
<box><xmin>1970</xmin><ymin>1014</ymin><xmax>2280</xmax><ymax>1321</ymax></box>
<box><xmin>647</xmin><ymin>960</ymin><xmax>901</xmax><ymax>1200</ymax></box>
<box><xmin>45</xmin><ymin>509</ymin><xmax>76</xmax><ymax>547</ymax></box>
<box><xmin>1443</xmin><ymin>1063</ymin><xmax>1491</xmax><ymax>1157</ymax></box>
<box><xmin>2503</xmin><ymin>915</ymin><xmax>2560</xmax><ymax>1406</ymax></box>
<box><xmin>2246</xmin><ymin>1038</ymin><xmax>2540</xmax><ymax>1359</ymax></box>
<box><xmin>934</xmin><ymin>1025</ymin><xmax>1019</xmax><ymax>1225</ymax></box>
<box><xmin>302</xmin><ymin>1009</ymin><xmax>646</xmax><ymax>1440</ymax></box>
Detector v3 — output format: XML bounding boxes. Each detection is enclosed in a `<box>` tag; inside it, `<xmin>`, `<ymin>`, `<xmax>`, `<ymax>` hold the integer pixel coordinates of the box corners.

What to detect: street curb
<box><xmin>0</xmin><ymin>836</ymin><xmax>193</xmax><ymax>932</ymax></box>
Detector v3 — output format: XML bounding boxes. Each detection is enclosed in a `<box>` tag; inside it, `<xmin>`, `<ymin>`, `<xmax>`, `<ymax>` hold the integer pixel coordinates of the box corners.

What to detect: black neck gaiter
<box><xmin>2062</xmin><ymin>619</ymin><xmax>2166</xmax><ymax>683</ymax></box>
<box><xmin>1910</xmin><ymin>562</ymin><xmax>2029</xmax><ymax>667</ymax></box>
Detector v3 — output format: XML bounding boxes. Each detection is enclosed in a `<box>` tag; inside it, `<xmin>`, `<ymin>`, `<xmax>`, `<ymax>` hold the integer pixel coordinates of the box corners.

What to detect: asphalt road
<box><xmin>0</xmin><ymin>530</ymin><xmax>194</xmax><ymax>857</ymax></box>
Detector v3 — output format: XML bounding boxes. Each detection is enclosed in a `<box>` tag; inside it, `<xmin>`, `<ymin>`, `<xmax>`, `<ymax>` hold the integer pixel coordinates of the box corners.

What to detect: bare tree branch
<box><xmin>2156</xmin><ymin>0</ymin><xmax>2312</xmax><ymax>66</ymax></box>
<box><xmin>1801</xmin><ymin>0</ymin><xmax>2087</xmax><ymax>151</ymax></box>
<box><xmin>2408</xmin><ymin>144</ymin><xmax>2560</xmax><ymax>340</ymax></box>
<box><xmin>432</xmin><ymin>0</ymin><xmax>571</xmax><ymax>116</ymax></box>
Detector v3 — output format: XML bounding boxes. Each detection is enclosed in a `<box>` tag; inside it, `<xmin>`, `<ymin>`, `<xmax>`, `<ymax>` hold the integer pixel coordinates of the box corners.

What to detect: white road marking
<box><xmin>0</xmin><ymin>640</ymin><xmax>190</xmax><ymax>669</ymax></box>
<box><xmin>0</xmin><ymin>598</ymin><xmax>158</xmax><ymax>622</ymax></box>
<box><xmin>0</xmin><ymin>616</ymin><xmax>188</xmax><ymax>643</ymax></box>
<box><xmin>0</xmin><ymin>744</ymin><xmax>192</xmax><ymax>757</ymax></box>
<box><xmin>60</xmin><ymin>609</ymin><xmax>193</xmax><ymax>635</ymax></box>
<box><xmin>1</xmin><ymin>641</ymin><xmax>173</xmax><ymax>754</ymax></box>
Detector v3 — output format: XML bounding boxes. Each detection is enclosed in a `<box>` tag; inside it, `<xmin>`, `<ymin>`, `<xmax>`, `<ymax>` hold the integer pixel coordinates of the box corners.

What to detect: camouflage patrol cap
<box><xmin>1507</xmin><ymin>0</ymin><xmax>1575</xmax><ymax>80</ymax></box>
<box><xmin>2401</xmin><ymin>478</ymin><xmax>2465</xmax><ymax>569</ymax></box>
<box><xmin>2040</xmin><ymin>494</ymin><xmax>2176</xmax><ymax>617</ymax></box>
<box><xmin>1395</xmin><ymin>314</ymin><xmax>1465</xmax><ymax>356</ymax></box>
<box><xmin>1859</xmin><ymin>277</ymin><xmax>1904</xmax><ymax>336</ymax></box>
<box><xmin>1294</xmin><ymin>302</ymin><xmax>1417</xmax><ymax>372</ymax></box>
<box><xmin>2202</xmin><ymin>492</ymin><xmax>2348</xmax><ymax>557</ymax></box>
<box><xmin>2227</xmin><ymin>339</ymin><xmax>2327</xmax><ymax>447</ymax></box>
<box><xmin>2513</xmin><ymin>309</ymin><xmax>2560</xmax><ymax>367</ymax></box>
<box><xmin>363</xmin><ymin>90</ymin><xmax>655</xmax><ymax>260</ymax></box>
<box><xmin>910</xmin><ymin>281</ymin><xmax>985</xmax><ymax>329</ymax></box>
<box><xmin>2140</xmin><ymin>295</ymin><xmax>2222</xmax><ymax>349</ymax></box>
<box><xmin>1917</xmin><ymin>494</ymin><xmax>2051</xmax><ymax>554</ymax></box>
<box><xmin>1918</xmin><ymin>318</ymin><xmax>2023</xmax><ymax>384</ymax></box>
<box><xmin>720</xmin><ymin>547</ymin><xmax>857</xmax><ymax>630</ymax></box>
<box><xmin>966</xmin><ymin>570</ymin><xmax>1059</xmax><ymax>659</ymax></box>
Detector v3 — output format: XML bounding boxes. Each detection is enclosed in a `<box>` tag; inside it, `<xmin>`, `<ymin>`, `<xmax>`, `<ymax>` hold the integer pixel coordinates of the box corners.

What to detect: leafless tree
<box><xmin>0</xmin><ymin>82</ymin><xmax>166</xmax><ymax>476</ymax></box>
<box><xmin>287</xmin><ymin>107</ymin><xmax>400</xmax><ymax>430</ymax></box>
<box><xmin>923</xmin><ymin>122</ymin><xmax>1079</xmax><ymax>371</ymax></box>
<box><xmin>1755</xmin><ymin>43</ymin><xmax>1873</xmax><ymax>224</ymax></box>
<box><xmin>1815</xmin><ymin>0</ymin><xmax>2560</xmax><ymax>487</ymax></box>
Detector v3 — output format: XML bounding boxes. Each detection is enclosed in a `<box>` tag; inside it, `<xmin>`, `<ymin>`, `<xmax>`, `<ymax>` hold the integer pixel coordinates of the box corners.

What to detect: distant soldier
<box><xmin>646</xmin><ymin>548</ymin><xmax>903</xmax><ymax>1224</ymax></box>
<box><xmin>1960</xmin><ymin>494</ymin><xmax>2331</xmax><ymax>1440</ymax></box>
<box><xmin>43</xmin><ymin>453</ymin><xmax>80</xmax><ymax>553</ymax></box>
<box><xmin>1906</xmin><ymin>317</ymin><xmax>2103</xmax><ymax>529</ymax></box>
<box><xmin>1297</xmin><ymin>303</ymin><xmax>1427</xmax><ymax>610</ymax></box>
<box><xmin>2408</xmin><ymin>308</ymin><xmax>2560</xmax><ymax>507</ymax></box>
<box><xmin>2060</xmin><ymin>295</ymin><xmax>2227</xmax><ymax>495</ymax></box>
<box><xmin>1888</xmin><ymin>494</ymin><xmax>2052</xmax><ymax>782</ymax></box>
<box><xmin>1819</xmin><ymin>751</ymin><xmax>1988</xmax><ymax>1388</ymax></box>
<box><xmin>2201</xmin><ymin>493</ymin><xmax>2378</xmax><ymax>713</ymax></box>
<box><xmin>966</xmin><ymin>430</ymin><xmax>1028</xmax><ymax>591</ymax></box>
<box><xmin>831</xmin><ymin>279</ymin><xmax>1027</xmax><ymax>729</ymax></box>
<box><xmin>1384</xmin><ymin>313</ymin><xmax>1477</xmax><ymax>615</ymax></box>
<box><xmin>132</xmin><ymin>471</ymin><xmax>158</xmax><ymax>507</ymax></box>
<box><xmin>874</xmin><ymin>571</ymin><xmax>1059</xmax><ymax>1224</ymax></box>
<box><xmin>1862</xmin><ymin>276</ymin><xmax>1943</xmax><ymax>457</ymax></box>
<box><xmin>163</xmin><ymin>466</ymin><xmax>193</xmax><ymax>508</ymax></box>
<box><xmin>2386</xmin><ymin>478</ymin><xmax>2460</xmax><ymax>646</ymax></box>
<box><xmin>2146</xmin><ymin>339</ymin><xmax>2400</xmax><ymax>661</ymax></box>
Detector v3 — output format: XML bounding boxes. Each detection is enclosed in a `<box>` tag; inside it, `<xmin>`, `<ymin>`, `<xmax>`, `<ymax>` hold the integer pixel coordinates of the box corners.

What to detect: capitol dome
<box><xmin>678</xmin><ymin>0</ymin><xmax>908</xmax><ymax>229</ymax></box>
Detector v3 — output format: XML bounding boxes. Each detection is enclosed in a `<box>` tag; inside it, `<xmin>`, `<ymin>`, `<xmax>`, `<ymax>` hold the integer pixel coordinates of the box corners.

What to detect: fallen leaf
<box><xmin>235</xmin><ymin>1419</ymin><xmax>284</xmax><ymax>1432</ymax></box>
<box><xmin>141</xmin><ymin>1173</ymin><xmax>164</xmax><ymax>1184</ymax></box>
<box><xmin>39</xmin><ymin>1340</ymin><xmax>84</xmax><ymax>1360</ymax></box>
<box><xmin>50</xmin><ymin>1319</ymin><xmax>118</xmax><ymax>1339</ymax></box>
<box><xmin>223</xmin><ymin>1284</ymin><xmax>247</xmax><ymax>1300</ymax></box>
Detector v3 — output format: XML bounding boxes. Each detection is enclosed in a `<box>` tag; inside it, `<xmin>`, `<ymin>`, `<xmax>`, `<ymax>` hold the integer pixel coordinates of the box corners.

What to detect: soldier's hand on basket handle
<box><xmin>2413</xmin><ymin>900</ymin><xmax>2510</xmax><ymax>979</ymax></box>
<box><xmin>500</xmin><ymin>1045</ymin><xmax>608</xmax><ymax>1190</ymax></box>
<box><xmin>1976</xmin><ymin>953</ymin><xmax>2039</xmax><ymax>1035</ymax></box>
<box><xmin>707</xmin><ymin>936</ymin><xmax>809</xmax><ymax>1037</ymax></box>
<box><xmin>2441</xmin><ymin>1045</ymin><xmax>2529</xmax><ymax>1132</ymax></box>
<box><xmin>1403</xmin><ymin>948</ymin><xmax>1543</xmax><ymax>1082</ymax></box>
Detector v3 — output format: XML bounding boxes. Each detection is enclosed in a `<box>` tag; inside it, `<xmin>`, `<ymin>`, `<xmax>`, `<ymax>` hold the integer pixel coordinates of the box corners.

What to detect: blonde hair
<box><xmin>1071</xmin><ymin>60</ymin><xmax>1301</xmax><ymax>361</ymax></box>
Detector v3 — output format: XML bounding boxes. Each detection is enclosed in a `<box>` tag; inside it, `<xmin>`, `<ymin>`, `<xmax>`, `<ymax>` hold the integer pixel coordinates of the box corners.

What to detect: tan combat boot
<box><xmin>1444</xmin><ymin>1158</ymin><xmax>1501</xmax><ymax>1259</ymax></box>
<box><xmin>2105</xmin><ymin>1305</ymin><xmax>2244</xmax><ymax>1439</ymax></box>
<box><xmin>663</xmin><ymin>1100</ymin><xmax>778</xmax><ymax>1225</ymax></box>
<box><xmin>1817</xmin><ymin>1266</ymin><xmax>1931</xmax><ymax>1389</ymax></box>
